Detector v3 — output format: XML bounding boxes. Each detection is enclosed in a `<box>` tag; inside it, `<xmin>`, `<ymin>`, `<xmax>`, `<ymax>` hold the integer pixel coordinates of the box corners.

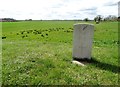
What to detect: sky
<box><xmin>118</xmin><ymin>1</ymin><xmax>120</xmax><ymax>16</ymax></box>
<box><xmin>0</xmin><ymin>0</ymin><xmax>119</xmax><ymax>20</ymax></box>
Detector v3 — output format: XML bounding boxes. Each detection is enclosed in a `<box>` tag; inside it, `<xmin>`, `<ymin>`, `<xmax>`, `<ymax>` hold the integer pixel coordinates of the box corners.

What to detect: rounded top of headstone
<box><xmin>74</xmin><ymin>23</ymin><xmax>94</xmax><ymax>26</ymax></box>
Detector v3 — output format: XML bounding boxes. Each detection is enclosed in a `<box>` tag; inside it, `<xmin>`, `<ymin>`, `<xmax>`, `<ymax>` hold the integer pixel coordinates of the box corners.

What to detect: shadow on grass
<box><xmin>73</xmin><ymin>57</ymin><xmax>119</xmax><ymax>74</ymax></box>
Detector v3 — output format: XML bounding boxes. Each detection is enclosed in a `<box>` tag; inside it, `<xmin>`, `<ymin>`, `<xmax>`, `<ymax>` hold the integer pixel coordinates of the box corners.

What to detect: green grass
<box><xmin>2</xmin><ymin>21</ymin><xmax>119</xmax><ymax>85</ymax></box>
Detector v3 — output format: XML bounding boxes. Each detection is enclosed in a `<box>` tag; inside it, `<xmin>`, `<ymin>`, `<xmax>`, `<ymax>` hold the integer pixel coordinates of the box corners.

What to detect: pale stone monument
<box><xmin>72</xmin><ymin>23</ymin><xmax>94</xmax><ymax>60</ymax></box>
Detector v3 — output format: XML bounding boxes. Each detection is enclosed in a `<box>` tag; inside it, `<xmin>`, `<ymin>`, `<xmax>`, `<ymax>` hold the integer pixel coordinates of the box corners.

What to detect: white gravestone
<box><xmin>73</xmin><ymin>23</ymin><xmax>94</xmax><ymax>60</ymax></box>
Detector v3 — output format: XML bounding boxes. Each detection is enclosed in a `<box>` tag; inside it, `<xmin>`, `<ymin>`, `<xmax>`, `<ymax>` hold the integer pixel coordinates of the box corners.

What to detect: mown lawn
<box><xmin>2</xmin><ymin>21</ymin><xmax>119</xmax><ymax>85</ymax></box>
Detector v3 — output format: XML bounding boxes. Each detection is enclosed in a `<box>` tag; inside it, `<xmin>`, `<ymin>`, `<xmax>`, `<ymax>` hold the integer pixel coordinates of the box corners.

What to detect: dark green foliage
<box><xmin>2</xmin><ymin>36</ymin><xmax>6</xmax><ymax>39</ymax></box>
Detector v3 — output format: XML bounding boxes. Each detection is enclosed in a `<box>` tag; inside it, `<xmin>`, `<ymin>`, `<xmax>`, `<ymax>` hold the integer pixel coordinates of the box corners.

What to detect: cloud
<box><xmin>81</xmin><ymin>7</ymin><xmax>97</xmax><ymax>11</ymax></box>
<box><xmin>51</xmin><ymin>4</ymin><xmax>65</xmax><ymax>8</ymax></box>
<box><xmin>79</xmin><ymin>7</ymin><xmax>97</xmax><ymax>19</ymax></box>
<box><xmin>85</xmin><ymin>11</ymin><xmax>97</xmax><ymax>15</ymax></box>
<box><xmin>104</xmin><ymin>2</ymin><xmax>118</xmax><ymax>6</ymax></box>
<box><xmin>119</xmin><ymin>1</ymin><xmax>120</xmax><ymax>16</ymax></box>
<box><xmin>0</xmin><ymin>0</ymin><xmax>119</xmax><ymax>20</ymax></box>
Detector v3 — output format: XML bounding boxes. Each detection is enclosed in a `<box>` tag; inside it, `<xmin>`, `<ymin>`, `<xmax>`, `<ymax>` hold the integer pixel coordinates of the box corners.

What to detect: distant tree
<box><xmin>94</xmin><ymin>15</ymin><xmax>103</xmax><ymax>24</ymax></box>
<box><xmin>29</xmin><ymin>19</ymin><xmax>32</xmax><ymax>21</ymax></box>
<box><xmin>25</xmin><ymin>19</ymin><xmax>32</xmax><ymax>21</ymax></box>
<box><xmin>84</xmin><ymin>18</ymin><xmax>89</xmax><ymax>22</ymax></box>
<box><xmin>104</xmin><ymin>15</ymin><xmax>117</xmax><ymax>21</ymax></box>
<box><xmin>1</xmin><ymin>18</ymin><xmax>17</xmax><ymax>22</ymax></box>
<box><xmin>118</xmin><ymin>16</ymin><xmax>120</xmax><ymax>21</ymax></box>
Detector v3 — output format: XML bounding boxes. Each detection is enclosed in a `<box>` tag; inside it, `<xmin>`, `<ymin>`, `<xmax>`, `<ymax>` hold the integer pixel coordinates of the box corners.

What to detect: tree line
<box><xmin>1</xmin><ymin>15</ymin><xmax>119</xmax><ymax>22</ymax></box>
<box><xmin>84</xmin><ymin>15</ymin><xmax>119</xmax><ymax>24</ymax></box>
<box><xmin>0</xmin><ymin>18</ymin><xmax>17</xmax><ymax>22</ymax></box>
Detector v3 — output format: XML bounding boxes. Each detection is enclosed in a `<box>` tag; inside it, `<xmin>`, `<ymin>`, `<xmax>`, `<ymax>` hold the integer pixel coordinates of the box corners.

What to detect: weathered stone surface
<box><xmin>73</xmin><ymin>23</ymin><xmax>94</xmax><ymax>59</ymax></box>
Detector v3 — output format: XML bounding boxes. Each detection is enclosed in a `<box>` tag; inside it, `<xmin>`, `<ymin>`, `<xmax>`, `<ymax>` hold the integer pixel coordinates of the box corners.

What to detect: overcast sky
<box><xmin>0</xmin><ymin>0</ymin><xmax>119</xmax><ymax>20</ymax></box>
<box><xmin>118</xmin><ymin>1</ymin><xmax>120</xmax><ymax>16</ymax></box>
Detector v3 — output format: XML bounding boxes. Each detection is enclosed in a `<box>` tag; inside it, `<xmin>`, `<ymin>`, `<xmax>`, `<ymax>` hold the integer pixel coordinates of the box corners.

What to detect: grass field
<box><xmin>2</xmin><ymin>21</ymin><xmax>119</xmax><ymax>85</ymax></box>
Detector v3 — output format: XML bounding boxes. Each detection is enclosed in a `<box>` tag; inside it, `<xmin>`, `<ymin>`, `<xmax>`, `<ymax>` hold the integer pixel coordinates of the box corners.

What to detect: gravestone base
<box><xmin>72</xmin><ymin>60</ymin><xmax>85</xmax><ymax>66</ymax></box>
<box><xmin>72</xmin><ymin>57</ymin><xmax>92</xmax><ymax>66</ymax></box>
